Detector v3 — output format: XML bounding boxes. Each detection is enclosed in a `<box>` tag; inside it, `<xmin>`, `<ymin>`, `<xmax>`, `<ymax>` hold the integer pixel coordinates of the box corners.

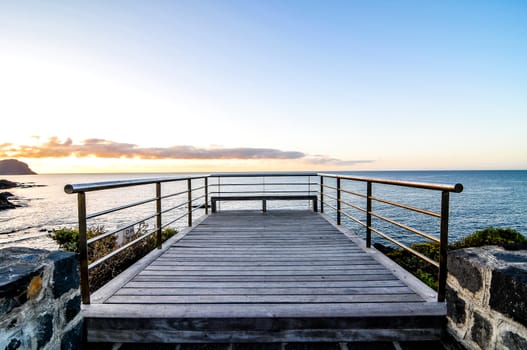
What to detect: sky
<box><xmin>1</xmin><ymin>0</ymin><xmax>526</xmax><ymax>173</ymax></box>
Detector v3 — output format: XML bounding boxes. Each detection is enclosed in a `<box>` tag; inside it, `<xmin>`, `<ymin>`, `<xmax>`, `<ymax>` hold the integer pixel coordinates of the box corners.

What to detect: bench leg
<box><xmin>212</xmin><ymin>200</ymin><xmax>217</xmax><ymax>213</ymax></box>
<box><xmin>313</xmin><ymin>197</ymin><xmax>318</xmax><ymax>212</ymax></box>
<box><xmin>262</xmin><ymin>199</ymin><xmax>267</xmax><ymax>212</ymax></box>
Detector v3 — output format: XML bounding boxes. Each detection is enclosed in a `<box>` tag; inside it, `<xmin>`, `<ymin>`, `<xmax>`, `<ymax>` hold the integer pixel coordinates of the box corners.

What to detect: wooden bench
<box><xmin>210</xmin><ymin>195</ymin><xmax>318</xmax><ymax>213</ymax></box>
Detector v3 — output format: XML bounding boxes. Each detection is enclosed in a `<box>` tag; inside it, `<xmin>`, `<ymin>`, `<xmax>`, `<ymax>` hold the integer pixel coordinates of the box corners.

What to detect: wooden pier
<box><xmin>84</xmin><ymin>210</ymin><xmax>445</xmax><ymax>343</ymax></box>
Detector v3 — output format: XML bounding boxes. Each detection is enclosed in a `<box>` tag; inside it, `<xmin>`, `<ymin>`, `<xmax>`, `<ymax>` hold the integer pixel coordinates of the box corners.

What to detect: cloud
<box><xmin>305</xmin><ymin>155</ymin><xmax>374</xmax><ymax>166</ymax></box>
<box><xmin>0</xmin><ymin>137</ymin><xmax>372</xmax><ymax>165</ymax></box>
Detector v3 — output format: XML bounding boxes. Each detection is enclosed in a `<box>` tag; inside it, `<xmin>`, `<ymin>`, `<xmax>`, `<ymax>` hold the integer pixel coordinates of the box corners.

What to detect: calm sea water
<box><xmin>1</xmin><ymin>170</ymin><xmax>525</xmax><ymax>250</ymax></box>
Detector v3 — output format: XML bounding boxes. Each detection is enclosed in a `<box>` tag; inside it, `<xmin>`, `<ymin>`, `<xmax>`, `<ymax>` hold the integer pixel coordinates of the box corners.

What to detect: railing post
<box><xmin>156</xmin><ymin>182</ymin><xmax>162</xmax><ymax>249</ymax></box>
<box><xmin>366</xmin><ymin>181</ymin><xmax>372</xmax><ymax>248</ymax></box>
<box><xmin>438</xmin><ymin>190</ymin><xmax>450</xmax><ymax>302</ymax></box>
<box><xmin>77</xmin><ymin>192</ymin><xmax>90</xmax><ymax>304</ymax></box>
<box><xmin>320</xmin><ymin>176</ymin><xmax>324</xmax><ymax>213</ymax></box>
<box><xmin>205</xmin><ymin>177</ymin><xmax>209</xmax><ymax>214</ymax></box>
<box><xmin>187</xmin><ymin>178</ymin><xmax>192</xmax><ymax>226</ymax></box>
<box><xmin>337</xmin><ymin>178</ymin><xmax>341</xmax><ymax>225</ymax></box>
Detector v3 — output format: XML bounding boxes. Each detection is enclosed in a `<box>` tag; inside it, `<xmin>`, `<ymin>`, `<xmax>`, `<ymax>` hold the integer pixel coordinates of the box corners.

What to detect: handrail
<box><xmin>318</xmin><ymin>173</ymin><xmax>463</xmax><ymax>302</ymax></box>
<box><xmin>64</xmin><ymin>175</ymin><xmax>209</xmax><ymax>193</ymax></box>
<box><xmin>318</xmin><ymin>173</ymin><xmax>463</xmax><ymax>193</ymax></box>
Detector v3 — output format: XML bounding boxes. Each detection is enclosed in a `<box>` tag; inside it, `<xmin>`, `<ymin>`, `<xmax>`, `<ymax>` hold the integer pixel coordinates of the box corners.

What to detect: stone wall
<box><xmin>447</xmin><ymin>246</ymin><xmax>527</xmax><ymax>350</ymax></box>
<box><xmin>0</xmin><ymin>247</ymin><xmax>82</xmax><ymax>350</ymax></box>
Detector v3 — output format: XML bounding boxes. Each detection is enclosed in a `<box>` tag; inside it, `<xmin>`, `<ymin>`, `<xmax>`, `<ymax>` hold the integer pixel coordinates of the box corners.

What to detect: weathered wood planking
<box><xmin>85</xmin><ymin>210</ymin><xmax>445</xmax><ymax>343</ymax></box>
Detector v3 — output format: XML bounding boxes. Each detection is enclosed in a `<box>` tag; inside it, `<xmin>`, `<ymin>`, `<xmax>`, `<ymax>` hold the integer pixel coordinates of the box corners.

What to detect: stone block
<box><xmin>36</xmin><ymin>313</ymin><xmax>54</xmax><ymax>348</ymax></box>
<box><xmin>448</xmin><ymin>250</ymin><xmax>483</xmax><ymax>293</ymax></box>
<box><xmin>0</xmin><ymin>247</ymin><xmax>47</xmax><ymax>314</ymax></box>
<box><xmin>489</xmin><ymin>266</ymin><xmax>527</xmax><ymax>327</ymax></box>
<box><xmin>471</xmin><ymin>311</ymin><xmax>493</xmax><ymax>349</ymax></box>
<box><xmin>61</xmin><ymin>321</ymin><xmax>84</xmax><ymax>350</ymax></box>
<box><xmin>501</xmin><ymin>331</ymin><xmax>527</xmax><ymax>350</ymax></box>
<box><xmin>49</xmin><ymin>250</ymin><xmax>79</xmax><ymax>298</ymax></box>
<box><xmin>65</xmin><ymin>295</ymin><xmax>81</xmax><ymax>323</ymax></box>
<box><xmin>4</xmin><ymin>338</ymin><xmax>22</xmax><ymax>350</ymax></box>
<box><xmin>446</xmin><ymin>286</ymin><xmax>466</xmax><ymax>325</ymax></box>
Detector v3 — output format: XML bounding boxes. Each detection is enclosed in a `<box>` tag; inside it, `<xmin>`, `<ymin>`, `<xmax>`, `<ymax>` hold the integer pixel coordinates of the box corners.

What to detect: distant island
<box><xmin>0</xmin><ymin>159</ymin><xmax>37</xmax><ymax>175</ymax></box>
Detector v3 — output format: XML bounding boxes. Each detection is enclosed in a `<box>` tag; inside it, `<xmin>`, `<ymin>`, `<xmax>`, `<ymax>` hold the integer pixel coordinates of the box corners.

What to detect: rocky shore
<box><xmin>0</xmin><ymin>180</ymin><xmax>19</xmax><ymax>210</ymax></box>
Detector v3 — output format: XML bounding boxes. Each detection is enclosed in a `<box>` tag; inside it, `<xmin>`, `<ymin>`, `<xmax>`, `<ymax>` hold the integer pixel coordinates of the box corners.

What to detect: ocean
<box><xmin>1</xmin><ymin>170</ymin><xmax>525</xmax><ymax>250</ymax></box>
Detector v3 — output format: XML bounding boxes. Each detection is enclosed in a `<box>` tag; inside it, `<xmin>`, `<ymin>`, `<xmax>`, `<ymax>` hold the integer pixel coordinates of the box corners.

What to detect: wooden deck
<box><xmin>84</xmin><ymin>210</ymin><xmax>445</xmax><ymax>343</ymax></box>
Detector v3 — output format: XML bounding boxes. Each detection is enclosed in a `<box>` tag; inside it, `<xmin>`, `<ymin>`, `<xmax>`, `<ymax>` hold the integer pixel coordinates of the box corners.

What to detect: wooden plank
<box><xmin>131</xmin><ymin>274</ymin><xmax>398</xmax><ymax>282</ymax></box>
<box><xmin>151</xmin><ymin>259</ymin><xmax>377</xmax><ymax>266</ymax></box>
<box><xmin>137</xmin><ymin>269</ymin><xmax>391</xmax><ymax>276</ymax></box>
<box><xmin>87</xmin><ymin>328</ymin><xmax>442</xmax><ymax>343</ymax></box>
<box><xmin>144</xmin><ymin>265</ymin><xmax>384</xmax><ymax>272</ymax></box>
<box><xmin>114</xmin><ymin>286</ymin><xmax>415</xmax><ymax>296</ymax></box>
<box><xmin>85</xmin><ymin>300</ymin><xmax>445</xmax><ymax>318</ymax></box>
<box><xmin>123</xmin><ymin>280</ymin><xmax>407</xmax><ymax>289</ymax></box>
<box><xmin>105</xmin><ymin>293</ymin><xmax>424</xmax><ymax>304</ymax></box>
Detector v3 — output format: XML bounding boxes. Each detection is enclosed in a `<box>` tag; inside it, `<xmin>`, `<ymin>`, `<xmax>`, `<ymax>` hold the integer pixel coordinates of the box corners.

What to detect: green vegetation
<box><xmin>450</xmin><ymin>227</ymin><xmax>527</xmax><ymax>250</ymax></box>
<box><xmin>381</xmin><ymin>227</ymin><xmax>527</xmax><ymax>290</ymax></box>
<box><xmin>50</xmin><ymin>225</ymin><xmax>177</xmax><ymax>292</ymax></box>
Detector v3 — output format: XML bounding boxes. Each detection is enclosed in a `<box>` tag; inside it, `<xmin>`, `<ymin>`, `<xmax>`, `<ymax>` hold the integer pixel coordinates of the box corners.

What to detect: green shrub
<box><xmin>385</xmin><ymin>242</ymin><xmax>440</xmax><ymax>290</ymax></box>
<box><xmin>381</xmin><ymin>227</ymin><xmax>526</xmax><ymax>290</ymax></box>
<box><xmin>450</xmin><ymin>227</ymin><xmax>527</xmax><ymax>250</ymax></box>
<box><xmin>50</xmin><ymin>225</ymin><xmax>177</xmax><ymax>292</ymax></box>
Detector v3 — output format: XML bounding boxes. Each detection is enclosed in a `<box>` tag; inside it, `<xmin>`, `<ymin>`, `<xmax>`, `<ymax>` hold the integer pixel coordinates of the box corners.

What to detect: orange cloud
<box><xmin>0</xmin><ymin>137</ymin><xmax>372</xmax><ymax>166</ymax></box>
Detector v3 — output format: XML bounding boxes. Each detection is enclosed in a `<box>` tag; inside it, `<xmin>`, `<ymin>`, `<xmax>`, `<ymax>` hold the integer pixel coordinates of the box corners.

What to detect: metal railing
<box><xmin>65</xmin><ymin>172</ymin><xmax>462</xmax><ymax>304</ymax></box>
<box><xmin>318</xmin><ymin>173</ymin><xmax>463</xmax><ymax>301</ymax></box>
<box><xmin>64</xmin><ymin>175</ymin><xmax>209</xmax><ymax>304</ymax></box>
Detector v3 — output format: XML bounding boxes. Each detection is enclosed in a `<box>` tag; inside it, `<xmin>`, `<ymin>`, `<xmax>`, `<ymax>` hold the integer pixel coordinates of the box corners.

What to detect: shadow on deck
<box><xmin>84</xmin><ymin>210</ymin><xmax>445</xmax><ymax>343</ymax></box>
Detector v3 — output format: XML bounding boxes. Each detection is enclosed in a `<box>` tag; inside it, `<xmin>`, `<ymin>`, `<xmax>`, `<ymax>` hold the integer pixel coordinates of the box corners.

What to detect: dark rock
<box><xmin>178</xmin><ymin>344</ymin><xmax>228</xmax><ymax>350</ymax></box>
<box><xmin>5</xmin><ymin>338</ymin><xmax>21</xmax><ymax>350</ymax></box>
<box><xmin>446</xmin><ymin>286</ymin><xmax>466</xmax><ymax>324</ymax></box>
<box><xmin>233</xmin><ymin>344</ymin><xmax>282</xmax><ymax>350</ymax></box>
<box><xmin>0</xmin><ymin>159</ymin><xmax>36</xmax><ymax>175</ymax></box>
<box><xmin>373</xmin><ymin>243</ymin><xmax>394</xmax><ymax>254</ymax></box>
<box><xmin>0</xmin><ymin>179</ymin><xmax>18</xmax><ymax>189</ymax></box>
<box><xmin>399</xmin><ymin>341</ymin><xmax>446</xmax><ymax>350</ymax></box>
<box><xmin>49</xmin><ymin>251</ymin><xmax>79</xmax><ymax>298</ymax></box>
<box><xmin>448</xmin><ymin>250</ymin><xmax>482</xmax><ymax>293</ymax></box>
<box><xmin>119</xmin><ymin>344</ymin><xmax>177</xmax><ymax>350</ymax></box>
<box><xmin>64</xmin><ymin>295</ymin><xmax>81</xmax><ymax>323</ymax></box>
<box><xmin>348</xmin><ymin>342</ymin><xmax>396</xmax><ymax>349</ymax></box>
<box><xmin>471</xmin><ymin>311</ymin><xmax>493</xmax><ymax>349</ymax></box>
<box><xmin>501</xmin><ymin>331</ymin><xmax>527</xmax><ymax>350</ymax></box>
<box><xmin>61</xmin><ymin>320</ymin><xmax>84</xmax><ymax>350</ymax></box>
<box><xmin>489</xmin><ymin>266</ymin><xmax>527</xmax><ymax>327</ymax></box>
<box><xmin>285</xmin><ymin>343</ymin><xmax>341</xmax><ymax>350</ymax></box>
<box><xmin>36</xmin><ymin>313</ymin><xmax>53</xmax><ymax>348</ymax></box>
<box><xmin>0</xmin><ymin>192</ymin><xmax>18</xmax><ymax>210</ymax></box>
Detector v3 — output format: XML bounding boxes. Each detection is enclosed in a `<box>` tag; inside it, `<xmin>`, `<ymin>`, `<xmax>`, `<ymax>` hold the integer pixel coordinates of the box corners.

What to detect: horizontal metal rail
<box><xmin>87</xmin><ymin>197</ymin><xmax>157</xmax><ymax>220</ymax></box>
<box><xmin>87</xmin><ymin>213</ymin><xmax>157</xmax><ymax>245</ymax></box>
<box><xmin>88</xmin><ymin>227</ymin><xmax>157</xmax><ymax>270</ymax></box>
<box><xmin>370</xmin><ymin>195</ymin><xmax>441</xmax><ymax>218</ymax></box>
<box><xmin>208</xmin><ymin>182</ymin><xmax>318</xmax><ymax>187</ymax></box>
<box><xmin>369</xmin><ymin>211</ymin><xmax>440</xmax><ymax>243</ymax></box>
<box><xmin>369</xmin><ymin>225</ymin><xmax>439</xmax><ymax>268</ymax></box>
<box><xmin>321</xmin><ymin>184</ymin><xmax>368</xmax><ymax>199</ymax></box>
<box><xmin>210</xmin><ymin>190</ymin><xmax>314</xmax><ymax>195</ymax></box>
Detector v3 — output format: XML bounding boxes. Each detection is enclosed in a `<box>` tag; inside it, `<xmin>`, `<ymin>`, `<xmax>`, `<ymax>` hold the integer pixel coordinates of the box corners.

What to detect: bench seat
<box><xmin>210</xmin><ymin>195</ymin><xmax>318</xmax><ymax>213</ymax></box>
